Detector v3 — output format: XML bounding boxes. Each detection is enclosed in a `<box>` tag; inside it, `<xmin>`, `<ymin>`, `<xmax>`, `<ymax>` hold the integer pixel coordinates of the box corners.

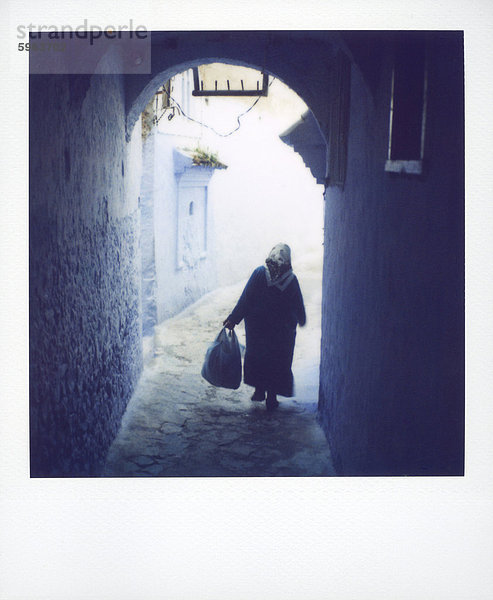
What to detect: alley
<box><xmin>103</xmin><ymin>250</ymin><xmax>335</xmax><ymax>477</ymax></box>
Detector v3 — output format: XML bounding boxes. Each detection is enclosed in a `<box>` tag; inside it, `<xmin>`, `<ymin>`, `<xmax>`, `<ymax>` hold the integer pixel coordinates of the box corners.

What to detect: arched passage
<box><xmin>124</xmin><ymin>30</ymin><xmax>339</xmax><ymax>141</ymax></box>
<box><xmin>126</xmin><ymin>57</ymin><xmax>328</xmax><ymax>147</ymax></box>
<box><xmin>29</xmin><ymin>30</ymin><xmax>464</xmax><ymax>478</ymax></box>
<box><xmin>103</xmin><ymin>59</ymin><xmax>330</xmax><ymax>476</ymax></box>
<box><xmin>29</xmin><ymin>30</ymin><xmax>339</xmax><ymax>477</ymax></box>
<box><xmin>134</xmin><ymin>57</ymin><xmax>327</xmax><ymax>326</ymax></box>
<box><xmin>124</xmin><ymin>44</ymin><xmax>334</xmax><ymax>405</ymax></box>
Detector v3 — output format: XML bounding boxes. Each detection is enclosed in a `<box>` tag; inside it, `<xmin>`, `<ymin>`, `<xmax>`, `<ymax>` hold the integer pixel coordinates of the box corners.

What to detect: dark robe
<box><xmin>227</xmin><ymin>266</ymin><xmax>306</xmax><ymax>397</ymax></box>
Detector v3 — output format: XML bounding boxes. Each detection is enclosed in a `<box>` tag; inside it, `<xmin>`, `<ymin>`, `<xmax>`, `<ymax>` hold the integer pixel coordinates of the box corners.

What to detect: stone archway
<box><xmin>29</xmin><ymin>30</ymin><xmax>464</xmax><ymax>477</ymax></box>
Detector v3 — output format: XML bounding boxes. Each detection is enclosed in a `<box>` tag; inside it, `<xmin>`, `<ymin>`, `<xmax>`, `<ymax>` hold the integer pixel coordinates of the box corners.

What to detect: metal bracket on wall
<box><xmin>192</xmin><ymin>67</ymin><xmax>269</xmax><ymax>97</ymax></box>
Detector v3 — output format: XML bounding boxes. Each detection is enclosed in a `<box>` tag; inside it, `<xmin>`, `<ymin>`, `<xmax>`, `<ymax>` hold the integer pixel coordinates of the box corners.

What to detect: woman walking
<box><xmin>223</xmin><ymin>243</ymin><xmax>306</xmax><ymax>411</ymax></box>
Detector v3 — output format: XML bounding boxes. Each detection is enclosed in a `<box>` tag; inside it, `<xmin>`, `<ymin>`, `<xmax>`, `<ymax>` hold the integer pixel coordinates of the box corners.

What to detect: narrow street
<box><xmin>103</xmin><ymin>250</ymin><xmax>335</xmax><ymax>477</ymax></box>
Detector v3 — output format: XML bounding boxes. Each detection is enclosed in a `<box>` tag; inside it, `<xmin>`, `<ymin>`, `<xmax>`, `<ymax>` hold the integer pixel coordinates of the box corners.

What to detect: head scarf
<box><xmin>265</xmin><ymin>243</ymin><xmax>295</xmax><ymax>291</ymax></box>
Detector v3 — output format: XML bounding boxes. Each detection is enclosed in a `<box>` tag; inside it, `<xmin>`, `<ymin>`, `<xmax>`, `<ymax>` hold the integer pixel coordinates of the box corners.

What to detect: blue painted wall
<box><xmin>29</xmin><ymin>74</ymin><xmax>143</xmax><ymax>476</ymax></box>
<box><xmin>319</xmin><ymin>32</ymin><xmax>464</xmax><ymax>475</ymax></box>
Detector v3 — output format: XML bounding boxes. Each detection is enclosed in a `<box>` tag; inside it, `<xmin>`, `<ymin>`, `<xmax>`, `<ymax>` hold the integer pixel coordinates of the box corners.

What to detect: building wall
<box><xmin>154</xmin><ymin>135</ymin><xmax>218</xmax><ymax>321</ymax></box>
<box><xmin>208</xmin><ymin>124</ymin><xmax>324</xmax><ymax>288</ymax></box>
<box><xmin>140</xmin><ymin>131</ymin><xmax>159</xmax><ymax>338</ymax></box>
<box><xmin>29</xmin><ymin>74</ymin><xmax>143</xmax><ymax>476</ymax></box>
<box><xmin>319</xmin><ymin>33</ymin><xmax>464</xmax><ymax>475</ymax></box>
<box><xmin>142</xmin><ymin>132</ymin><xmax>218</xmax><ymax>323</ymax></box>
<box><xmin>152</xmin><ymin>66</ymin><xmax>324</xmax><ymax>290</ymax></box>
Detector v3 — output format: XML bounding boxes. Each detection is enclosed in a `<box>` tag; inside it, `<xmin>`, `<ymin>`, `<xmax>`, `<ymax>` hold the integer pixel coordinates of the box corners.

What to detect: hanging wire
<box><xmin>154</xmin><ymin>75</ymin><xmax>276</xmax><ymax>137</ymax></box>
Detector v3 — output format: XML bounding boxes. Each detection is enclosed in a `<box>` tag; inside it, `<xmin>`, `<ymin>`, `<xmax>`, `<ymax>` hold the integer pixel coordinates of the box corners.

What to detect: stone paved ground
<box><xmin>103</xmin><ymin>251</ymin><xmax>335</xmax><ymax>477</ymax></box>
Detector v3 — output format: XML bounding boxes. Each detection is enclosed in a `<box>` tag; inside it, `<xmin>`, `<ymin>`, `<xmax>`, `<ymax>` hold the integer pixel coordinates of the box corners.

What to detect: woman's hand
<box><xmin>223</xmin><ymin>318</ymin><xmax>235</xmax><ymax>330</ymax></box>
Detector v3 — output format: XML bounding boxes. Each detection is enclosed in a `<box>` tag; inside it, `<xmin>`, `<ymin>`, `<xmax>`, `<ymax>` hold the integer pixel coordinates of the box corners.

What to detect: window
<box><xmin>385</xmin><ymin>37</ymin><xmax>428</xmax><ymax>175</ymax></box>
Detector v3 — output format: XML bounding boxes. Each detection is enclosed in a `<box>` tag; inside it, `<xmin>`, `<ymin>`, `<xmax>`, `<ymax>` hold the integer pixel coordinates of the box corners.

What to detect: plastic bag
<box><xmin>201</xmin><ymin>327</ymin><xmax>242</xmax><ymax>390</ymax></box>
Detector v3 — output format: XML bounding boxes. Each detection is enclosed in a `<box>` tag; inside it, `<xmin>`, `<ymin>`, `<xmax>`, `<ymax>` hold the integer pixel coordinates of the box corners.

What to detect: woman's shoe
<box><xmin>251</xmin><ymin>389</ymin><xmax>266</xmax><ymax>402</ymax></box>
<box><xmin>266</xmin><ymin>394</ymin><xmax>279</xmax><ymax>411</ymax></box>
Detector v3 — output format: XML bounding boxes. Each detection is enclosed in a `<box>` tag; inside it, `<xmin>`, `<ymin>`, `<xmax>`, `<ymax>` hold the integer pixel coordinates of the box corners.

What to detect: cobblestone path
<box><xmin>103</xmin><ymin>252</ymin><xmax>335</xmax><ymax>477</ymax></box>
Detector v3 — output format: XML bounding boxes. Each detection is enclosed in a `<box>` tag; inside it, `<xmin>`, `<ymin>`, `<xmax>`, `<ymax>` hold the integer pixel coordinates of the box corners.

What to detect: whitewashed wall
<box><xmin>157</xmin><ymin>67</ymin><xmax>325</xmax><ymax>288</ymax></box>
<box><xmin>149</xmin><ymin>133</ymin><xmax>218</xmax><ymax>321</ymax></box>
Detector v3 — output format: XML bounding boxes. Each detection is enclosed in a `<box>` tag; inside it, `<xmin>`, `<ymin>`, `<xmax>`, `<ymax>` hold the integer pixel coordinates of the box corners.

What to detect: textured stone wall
<box><xmin>319</xmin><ymin>33</ymin><xmax>464</xmax><ymax>475</ymax></box>
<box><xmin>29</xmin><ymin>74</ymin><xmax>143</xmax><ymax>477</ymax></box>
<box><xmin>140</xmin><ymin>132</ymin><xmax>158</xmax><ymax>337</ymax></box>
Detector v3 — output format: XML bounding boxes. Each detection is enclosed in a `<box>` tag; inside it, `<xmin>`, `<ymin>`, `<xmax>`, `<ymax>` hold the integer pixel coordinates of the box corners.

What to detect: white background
<box><xmin>1</xmin><ymin>1</ymin><xmax>492</xmax><ymax>598</ymax></box>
